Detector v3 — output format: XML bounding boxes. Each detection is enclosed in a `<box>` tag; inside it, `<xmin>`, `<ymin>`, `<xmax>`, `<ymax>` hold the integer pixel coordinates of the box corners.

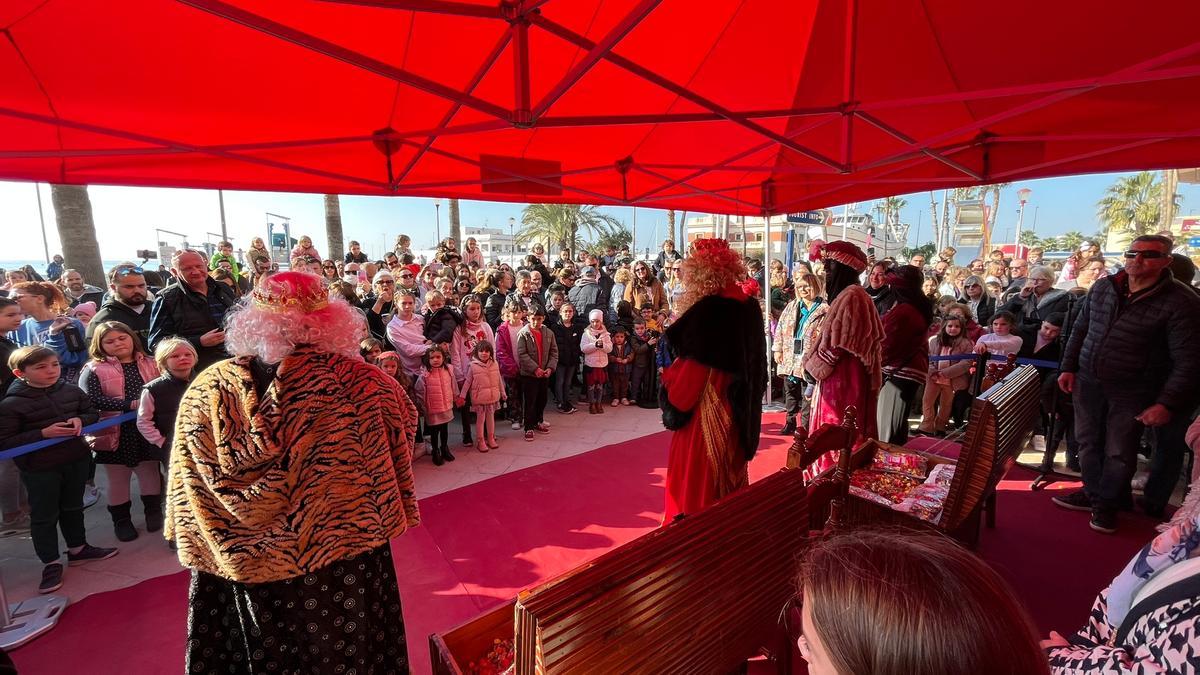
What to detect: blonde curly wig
<box><xmin>675</xmin><ymin>240</ymin><xmax>747</xmax><ymax>314</ymax></box>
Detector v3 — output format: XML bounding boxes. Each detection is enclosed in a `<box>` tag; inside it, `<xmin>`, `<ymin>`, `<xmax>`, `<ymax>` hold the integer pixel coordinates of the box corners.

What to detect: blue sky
<box><xmin>2</xmin><ymin>171</ymin><xmax>1197</xmax><ymax>262</ymax></box>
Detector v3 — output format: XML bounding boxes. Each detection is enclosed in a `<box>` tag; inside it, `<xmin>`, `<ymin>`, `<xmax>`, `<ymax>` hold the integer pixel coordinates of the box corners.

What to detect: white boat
<box><xmin>804</xmin><ymin>212</ymin><xmax>908</xmax><ymax>259</ymax></box>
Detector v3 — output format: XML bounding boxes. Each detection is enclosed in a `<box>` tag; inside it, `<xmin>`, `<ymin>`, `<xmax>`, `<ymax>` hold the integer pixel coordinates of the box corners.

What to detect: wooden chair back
<box><xmin>510</xmin><ymin>468</ymin><xmax>810</xmax><ymax>674</ymax></box>
<box><xmin>785</xmin><ymin>406</ymin><xmax>858</xmax><ymax>530</ymax></box>
<box><xmin>939</xmin><ymin>364</ymin><xmax>1040</xmax><ymax>532</ymax></box>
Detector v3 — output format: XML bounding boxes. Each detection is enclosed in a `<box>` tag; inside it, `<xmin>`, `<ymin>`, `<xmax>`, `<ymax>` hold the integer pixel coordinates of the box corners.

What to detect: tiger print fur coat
<box><xmin>165</xmin><ymin>347</ymin><xmax>420</xmax><ymax>583</ymax></box>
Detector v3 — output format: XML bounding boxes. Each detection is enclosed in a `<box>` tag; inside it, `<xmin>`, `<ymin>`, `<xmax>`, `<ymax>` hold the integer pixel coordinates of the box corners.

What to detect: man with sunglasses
<box><xmin>88</xmin><ymin>264</ymin><xmax>152</xmax><ymax>349</ymax></box>
<box><xmin>1053</xmin><ymin>235</ymin><xmax>1200</xmax><ymax>534</ymax></box>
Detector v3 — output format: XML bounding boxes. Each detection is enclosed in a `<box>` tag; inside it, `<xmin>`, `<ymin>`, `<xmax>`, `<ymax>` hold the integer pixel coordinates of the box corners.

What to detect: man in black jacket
<box><xmin>87</xmin><ymin>264</ymin><xmax>152</xmax><ymax>350</ymax></box>
<box><xmin>148</xmin><ymin>250</ymin><xmax>238</xmax><ymax>371</ymax></box>
<box><xmin>1053</xmin><ymin>235</ymin><xmax>1200</xmax><ymax>534</ymax></box>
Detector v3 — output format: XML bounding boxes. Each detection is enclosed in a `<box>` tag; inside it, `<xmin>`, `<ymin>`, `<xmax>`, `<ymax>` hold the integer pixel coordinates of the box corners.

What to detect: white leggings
<box><xmin>105</xmin><ymin>461</ymin><xmax>162</xmax><ymax>505</ymax></box>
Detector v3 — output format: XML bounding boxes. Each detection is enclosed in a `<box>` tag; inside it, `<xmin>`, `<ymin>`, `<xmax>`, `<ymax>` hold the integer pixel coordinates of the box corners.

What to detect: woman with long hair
<box><xmin>797</xmin><ymin>529</ymin><xmax>1049</xmax><ymax>675</ymax></box>
<box><xmin>8</xmin><ymin>281</ymin><xmax>89</xmax><ymax>383</ymax></box>
<box><xmin>246</xmin><ymin>237</ymin><xmax>271</xmax><ymax>271</ymax></box>
<box><xmin>800</xmin><ymin>241</ymin><xmax>884</xmax><ymax>440</ymax></box>
<box><xmin>166</xmin><ymin>271</ymin><xmax>419</xmax><ymax>672</ymax></box>
<box><xmin>773</xmin><ymin>271</ymin><xmax>824</xmax><ymax>435</ymax></box>
<box><xmin>624</xmin><ymin>260</ymin><xmax>668</xmax><ymax>312</ymax></box>
<box><xmin>876</xmin><ymin>265</ymin><xmax>934</xmax><ymax>444</ymax></box>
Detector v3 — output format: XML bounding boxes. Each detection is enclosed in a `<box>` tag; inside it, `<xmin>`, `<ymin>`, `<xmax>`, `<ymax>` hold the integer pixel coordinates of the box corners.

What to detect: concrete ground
<box><xmin>0</xmin><ymin>405</ymin><xmax>667</xmax><ymax>606</ymax></box>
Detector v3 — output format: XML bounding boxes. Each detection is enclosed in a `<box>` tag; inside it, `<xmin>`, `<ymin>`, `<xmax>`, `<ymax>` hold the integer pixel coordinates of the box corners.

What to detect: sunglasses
<box><xmin>1124</xmin><ymin>250</ymin><xmax>1166</xmax><ymax>260</ymax></box>
<box><xmin>113</xmin><ymin>266</ymin><xmax>144</xmax><ymax>277</ymax></box>
<box><xmin>399</xmin><ymin>274</ymin><xmax>414</xmax><ymax>279</ymax></box>
<box><xmin>965</xmin><ymin>283</ymin><xmax>981</xmax><ymax>288</ymax></box>
<box><xmin>377</xmin><ymin>280</ymin><xmax>395</xmax><ymax>285</ymax></box>
<box><xmin>323</xmin><ymin>264</ymin><xmax>336</xmax><ymax>269</ymax></box>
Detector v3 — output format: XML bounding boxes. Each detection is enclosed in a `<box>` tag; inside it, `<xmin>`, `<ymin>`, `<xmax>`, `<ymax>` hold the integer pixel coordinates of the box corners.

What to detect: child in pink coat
<box><xmin>457</xmin><ymin>340</ymin><xmax>505</xmax><ymax>452</ymax></box>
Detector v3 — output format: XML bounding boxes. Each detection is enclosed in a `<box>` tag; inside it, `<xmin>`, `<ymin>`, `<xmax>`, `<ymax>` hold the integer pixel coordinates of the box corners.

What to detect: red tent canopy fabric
<box><xmin>2</xmin><ymin>0</ymin><xmax>1199</xmax><ymax>215</ymax></box>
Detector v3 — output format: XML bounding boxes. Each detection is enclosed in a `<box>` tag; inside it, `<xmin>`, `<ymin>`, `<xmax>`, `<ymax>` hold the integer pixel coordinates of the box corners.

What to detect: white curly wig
<box><xmin>224</xmin><ymin>271</ymin><xmax>366</xmax><ymax>364</ymax></box>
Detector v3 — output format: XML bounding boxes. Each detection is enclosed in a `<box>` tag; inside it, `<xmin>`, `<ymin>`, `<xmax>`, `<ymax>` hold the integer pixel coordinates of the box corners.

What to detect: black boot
<box><xmin>432</xmin><ymin>447</ymin><xmax>445</xmax><ymax>466</ymax></box>
<box><xmin>443</xmin><ymin>444</ymin><xmax>456</xmax><ymax>462</ymax></box>
<box><xmin>141</xmin><ymin>494</ymin><xmax>164</xmax><ymax>533</ymax></box>
<box><xmin>107</xmin><ymin>502</ymin><xmax>138</xmax><ymax>542</ymax></box>
<box><xmin>780</xmin><ymin>418</ymin><xmax>796</xmax><ymax>436</ymax></box>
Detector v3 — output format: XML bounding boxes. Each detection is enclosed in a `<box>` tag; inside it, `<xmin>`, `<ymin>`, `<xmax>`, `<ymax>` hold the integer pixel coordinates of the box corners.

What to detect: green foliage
<box><xmin>901</xmin><ymin>242</ymin><xmax>936</xmax><ymax>260</ymax></box>
<box><xmin>1097</xmin><ymin>172</ymin><xmax>1180</xmax><ymax>237</ymax></box>
<box><xmin>517</xmin><ymin>204</ymin><xmax>622</xmax><ymax>255</ymax></box>
<box><xmin>589</xmin><ymin>220</ymin><xmax>633</xmax><ymax>252</ymax></box>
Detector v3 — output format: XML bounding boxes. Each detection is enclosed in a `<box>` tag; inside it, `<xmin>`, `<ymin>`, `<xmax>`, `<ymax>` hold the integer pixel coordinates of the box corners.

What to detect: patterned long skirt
<box><xmin>186</xmin><ymin>544</ymin><xmax>409</xmax><ymax>674</ymax></box>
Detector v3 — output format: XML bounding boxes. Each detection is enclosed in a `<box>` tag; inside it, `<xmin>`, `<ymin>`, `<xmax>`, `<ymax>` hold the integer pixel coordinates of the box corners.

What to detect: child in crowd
<box><xmin>0</xmin><ymin>346</ymin><xmax>116</xmax><ymax>594</ymax></box>
<box><xmin>136</xmin><ymin>338</ymin><xmax>197</xmax><ymax>461</ymax></box>
<box><xmin>918</xmin><ymin>316</ymin><xmax>976</xmax><ymax>435</ymax></box>
<box><xmin>415</xmin><ymin>345</ymin><xmax>456</xmax><ymax>466</ymax></box>
<box><xmin>974</xmin><ymin>310</ymin><xmax>1023</xmax><ymax>356</ymax></box>
<box><xmin>631</xmin><ymin>320</ymin><xmax>659</xmax><ymax>407</ymax></box>
<box><xmin>359</xmin><ymin>337</ymin><xmax>383</xmax><ymax>364</ymax></box>
<box><xmin>655</xmin><ymin>313</ymin><xmax>676</xmax><ymax>376</ymax></box>
<box><xmin>639</xmin><ymin>306</ymin><xmax>662</xmax><ymax>333</ymax></box>
<box><xmin>549</xmin><ymin>303</ymin><xmax>585</xmax><ymax>414</ymax></box>
<box><xmin>516</xmin><ymin>307</ymin><xmax>558</xmax><ymax>441</ymax></box>
<box><xmin>1021</xmin><ymin>313</ymin><xmax>1073</xmax><ymax>467</ymax></box>
<box><xmin>79</xmin><ymin>322</ymin><xmax>163</xmax><ymax>542</ymax></box>
<box><xmin>495</xmin><ymin>297</ymin><xmax>527</xmax><ymax>430</ymax></box>
<box><xmin>580</xmin><ymin>309</ymin><xmax>612</xmax><ymax>414</ymax></box>
<box><xmin>614</xmin><ymin>300</ymin><xmax>637</xmax><ymax>336</ymax></box>
<box><xmin>457</xmin><ymin>340</ymin><xmax>504</xmax><ymax>452</ymax></box>
<box><xmin>374</xmin><ymin>351</ymin><xmax>421</xmax><ymax>458</ymax></box>
<box><xmin>608</xmin><ymin>328</ymin><xmax>633</xmax><ymax>406</ymax></box>
<box><xmin>422</xmin><ymin>290</ymin><xmax>463</xmax><ymax>348</ymax></box>
<box><xmin>453</xmin><ymin>294</ymin><xmax>495</xmax><ymax>447</ymax></box>
<box><xmin>0</xmin><ymin>297</ymin><xmax>29</xmax><ymax>532</ymax></box>
<box><xmin>289</xmin><ymin>235</ymin><xmax>321</xmax><ymax>261</ymax></box>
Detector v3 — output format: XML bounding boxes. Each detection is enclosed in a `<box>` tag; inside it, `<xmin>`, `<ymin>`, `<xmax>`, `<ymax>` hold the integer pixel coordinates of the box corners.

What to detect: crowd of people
<box><xmin>2</xmin><ymin>224</ymin><xmax>1200</xmax><ymax>672</ymax></box>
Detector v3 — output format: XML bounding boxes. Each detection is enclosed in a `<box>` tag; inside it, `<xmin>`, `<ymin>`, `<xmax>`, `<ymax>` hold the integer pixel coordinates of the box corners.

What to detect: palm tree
<box><xmin>1160</xmin><ymin>169</ymin><xmax>1179</xmax><ymax>230</ymax></box>
<box><xmin>518</xmin><ymin>204</ymin><xmax>622</xmax><ymax>258</ymax></box>
<box><xmin>666</xmin><ymin>209</ymin><xmax>676</xmax><ymax>244</ymax></box>
<box><xmin>1097</xmin><ymin>172</ymin><xmax>1178</xmax><ymax>238</ymax></box>
<box><xmin>50</xmin><ymin>184</ymin><xmax>105</xmax><ymax>284</ymax></box>
<box><xmin>982</xmin><ymin>182</ymin><xmax>1011</xmax><ymax>250</ymax></box>
<box><xmin>881</xmin><ymin>196</ymin><xmax>907</xmax><ymax>233</ymax></box>
<box><xmin>590</xmin><ymin>219</ymin><xmax>633</xmax><ymax>252</ymax></box>
<box><xmin>1059</xmin><ymin>230</ymin><xmax>1086</xmax><ymax>252</ymax></box>
<box><xmin>448</xmin><ymin>198</ymin><xmax>462</xmax><ymax>250</ymax></box>
<box><xmin>324</xmin><ymin>195</ymin><xmax>343</xmax><ymax>261</ymax></box>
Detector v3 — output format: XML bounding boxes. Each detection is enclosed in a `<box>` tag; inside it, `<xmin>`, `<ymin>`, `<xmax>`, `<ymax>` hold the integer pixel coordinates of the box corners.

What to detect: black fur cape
<box><xmin>662</xmin><ymin>292</ymin><xmax>767</xmax><ymax>460</ymax></box>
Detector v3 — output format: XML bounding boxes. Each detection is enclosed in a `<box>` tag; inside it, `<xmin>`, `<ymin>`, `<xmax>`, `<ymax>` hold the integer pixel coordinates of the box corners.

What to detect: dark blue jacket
<box><xmin>1062</xmin><ymin>270</ymin><xmax>1200</xmax><ymax>411</ymax></box>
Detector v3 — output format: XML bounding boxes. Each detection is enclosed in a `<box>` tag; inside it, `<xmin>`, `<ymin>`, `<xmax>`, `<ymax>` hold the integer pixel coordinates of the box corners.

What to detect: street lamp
<box><xmin>434</xmin><ymin>199</ymin><xmax>442</xmax><ymax>247</ymax></box>
<box><xmin>1014</xmin><ymin>188</ymin><xmax>1032</xmax><ymax>258</ymax></box>
<box><xmin>508</xmin><ymin>217</ymin><xmax>516</xmax><ymax>266</ymax></box>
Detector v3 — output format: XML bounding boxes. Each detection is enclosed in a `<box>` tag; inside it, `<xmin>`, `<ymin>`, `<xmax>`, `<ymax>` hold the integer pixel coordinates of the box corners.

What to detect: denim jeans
<box><xmin>1143</xmin><ymin>414</ymin><xmax>1191</xmax><ymax>512</ymax></box>
<box><xmin>1074</xmin><ymin>374</ymin><xmax>1150</xmax><ymax>513</ymax></box>
<box><xmin>554</xmin><ymin>365</ymin><xmax>577</xmax><ymax>409</ymax></box>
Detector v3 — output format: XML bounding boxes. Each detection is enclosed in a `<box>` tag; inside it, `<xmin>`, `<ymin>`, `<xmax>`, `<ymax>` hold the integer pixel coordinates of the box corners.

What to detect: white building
<box><xmin>465</xmin><ymin>226</ymin><xmax>528</xmax><ymax>265</ymax></box>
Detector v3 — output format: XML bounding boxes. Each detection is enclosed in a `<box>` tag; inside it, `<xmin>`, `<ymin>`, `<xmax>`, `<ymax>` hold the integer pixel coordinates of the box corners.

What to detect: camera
<box><xmin>136</xmin><ymin>249</ymin><xmax>158</xmax><ymax>261</ymax></box>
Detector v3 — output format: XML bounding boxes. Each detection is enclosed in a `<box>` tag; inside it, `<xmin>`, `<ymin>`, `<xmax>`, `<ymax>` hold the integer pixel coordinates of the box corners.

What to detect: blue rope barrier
<box><xmin>0</xmin><ymin>411</ymin><xmax>138</xmax><ymax>461</ymax></box>
<box><xmin>927</xmin><ymin>353</ymin><xmax>1060</xmax><ymax>369</ymax></box>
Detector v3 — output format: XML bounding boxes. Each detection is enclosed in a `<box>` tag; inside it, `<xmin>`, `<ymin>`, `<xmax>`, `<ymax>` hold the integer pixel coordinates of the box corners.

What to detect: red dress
<box><xmin>661</xmin><ymin>358</ymin><xmax>748</xmax><ymax>523</ymax></box>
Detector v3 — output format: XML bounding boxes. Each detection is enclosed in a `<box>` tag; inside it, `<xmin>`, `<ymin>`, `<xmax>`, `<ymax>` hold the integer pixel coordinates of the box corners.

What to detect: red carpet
<box><xmin>9</xmin><ymin>418</ymin><xmax>1160</xmax><ymax>673</ymax></box>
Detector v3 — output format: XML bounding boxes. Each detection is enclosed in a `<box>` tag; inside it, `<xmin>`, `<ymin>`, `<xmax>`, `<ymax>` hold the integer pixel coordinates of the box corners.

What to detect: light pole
<box><xmin>508</xmin><ymin>217</ymin><xmax>516</xmax><ymax>267</ymax></box>
<box><xmin>434</xmin><ymin>199</ymin><xmax>442</xmax><ymax>247</ymax></box>
<box><xmin>1014</xmin><ymin>188</ymin><xmax>1032</xmax><ymax>258</ymax></box>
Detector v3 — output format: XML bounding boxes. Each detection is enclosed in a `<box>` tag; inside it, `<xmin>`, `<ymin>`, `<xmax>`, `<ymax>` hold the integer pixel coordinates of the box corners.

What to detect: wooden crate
<box><xmin>429</xmin><ymin>600</ymin><xmax>515</xmax><ymax>675</ymax></box>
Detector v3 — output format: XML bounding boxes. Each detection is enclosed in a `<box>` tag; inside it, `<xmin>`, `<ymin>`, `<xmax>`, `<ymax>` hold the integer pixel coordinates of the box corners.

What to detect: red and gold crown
<box><xmin>692</xmin><ymin>238</ymin><xmax>731</xmax><ymax>254</ymax></box>
<box><xmin>251</xmin><ymin>273</ymin><xmax>330</xmax><ymax>313</ymax></box>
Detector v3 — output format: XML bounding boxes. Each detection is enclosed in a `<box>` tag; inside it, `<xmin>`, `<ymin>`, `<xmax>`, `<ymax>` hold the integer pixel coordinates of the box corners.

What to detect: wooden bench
<box><xmin>786</xmin><ymin>405</ymin><xmax>862</xmax><ymax>532</ymax></box>
<box><xmin>840</xmin><ymin>365</ymin><xmax>1041</xmax><ymax>547</ymax></box>
<box><xmin>430</xmin><ymin>467</ymin><xmax>817</xmax><ymax>674</ymax></box>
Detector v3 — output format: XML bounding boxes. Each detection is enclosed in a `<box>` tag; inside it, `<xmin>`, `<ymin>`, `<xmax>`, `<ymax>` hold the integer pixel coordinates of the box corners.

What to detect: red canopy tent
<box><xmin>2</xmin><ymin>0</ymin><xmax>1199</xmax><ymax>215</ymax></box>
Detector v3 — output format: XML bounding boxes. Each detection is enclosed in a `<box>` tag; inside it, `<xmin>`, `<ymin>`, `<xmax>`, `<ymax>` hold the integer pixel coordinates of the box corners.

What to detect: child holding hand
<box><xmin>580</xmin><ymin>309</ymin><xmax>612</xmax><ymax>414</ymax></box>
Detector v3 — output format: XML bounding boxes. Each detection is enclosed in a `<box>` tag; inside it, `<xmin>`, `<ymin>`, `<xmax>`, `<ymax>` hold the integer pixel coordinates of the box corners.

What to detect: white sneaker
<box><xmin>82</xmin><ymin>485</ymin><xmax>101</xmax><ymax>510</ymax></box>
<box><xmin>511</xmin><ymin>420</ymin><xmax>522</xmax><ymax>430</ymax></box>
<box><xmin>621</xmin><ymin>398</ymin><xmax>631</xmax><ymax>406</ymax></box>
<box><xmin>1030</xmin><ymin>436</ymin><xmax>1047</xmax><ymax>454</ymax></box>
<box><xmin>1131</xmin><ymin>472</ymin><xmax>1149</xmax><ymax>491</ymax></box>
<box><xmin>611</xmin><ymin>399</ymin><xmax>620</xmax><ymax>407</ymax></box>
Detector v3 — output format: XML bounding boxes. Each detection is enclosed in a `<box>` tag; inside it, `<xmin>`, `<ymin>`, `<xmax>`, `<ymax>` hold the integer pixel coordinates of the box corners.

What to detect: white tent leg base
<box><xmin>0</xmin><ymin>595</ymin><xmax>67</xmax><ymax>650</ymax></box>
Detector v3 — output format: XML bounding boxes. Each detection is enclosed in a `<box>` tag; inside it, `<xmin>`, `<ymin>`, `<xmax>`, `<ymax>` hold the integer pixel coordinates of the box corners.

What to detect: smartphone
<box><xmin>866</xmin><ymin>246</ymin><xmax>876</xmax><ymax>257</ymax></box>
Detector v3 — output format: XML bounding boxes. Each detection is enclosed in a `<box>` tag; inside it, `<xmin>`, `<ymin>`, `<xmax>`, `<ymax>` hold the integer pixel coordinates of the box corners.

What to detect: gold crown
<box><xmin>251</xmin><ymin>283</ymin><xmax>329</xmax><ymax>313</ymax></box>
